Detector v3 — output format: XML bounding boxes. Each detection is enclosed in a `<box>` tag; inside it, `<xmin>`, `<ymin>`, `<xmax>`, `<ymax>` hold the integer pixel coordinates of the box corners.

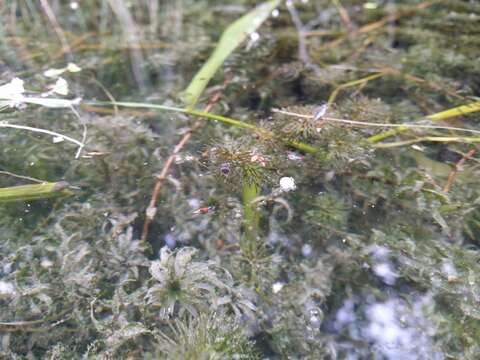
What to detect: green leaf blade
<box><xmin>182</xmin><ymin>0</ymin><xmax>281</xmax><ymax>108</ymax></box>
<box><xmin>0</xmin><ymin>182</ymin><xmax>73</xmax><ymax>203</ymax></box>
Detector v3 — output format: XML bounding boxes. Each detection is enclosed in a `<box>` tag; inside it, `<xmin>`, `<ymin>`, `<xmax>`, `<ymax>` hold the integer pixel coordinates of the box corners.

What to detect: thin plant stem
<box><xmin>328</xmin><ymin>72</ymin><xmax>385</xmax><ymax>105</ymax></box>
<box><xmin>140</xmin><ymin>80</ymin><xmax>229</xmax><ymax>243</ymax></box>
<box><xmin>368</xmin><ymin>101</ymin><xmax>480</xmax><ymax>143</ymax></box>
<box><xmin>0</xmin><ymin>122</ymin><xmax>85</xmax><ymax>150</ymax></box>
<box><xmin>242</xmin><ymin>180</ymin><xmax>261</xmax><ymax>248</ymax></box>
<box><xmin>0</xmin><ymin>170</ymin><xmax>45</xmax><ymax>183</ymax></box>
<box><xmin>271</xmin><ymin>108</ymin><xmax>480</xmax><ymax>136</ymax></box>
<box><xmin>443</xmin><ymin>149</ymin><xmax>476</xmax><ymax>193</ymax></box>
<box><xmin>87</xmin><ymin>101</ymin><xmax>319</xmax><ymax>153</ymax></box>
<box><xmin>39</xmin><ymin>0</ymin><xmax>72</xmax><ymax>59</ymax></box>
<box><xmin>372</xmin><ymin>137</ymin><xmax>480</xmax><ymax>148</ymax></box>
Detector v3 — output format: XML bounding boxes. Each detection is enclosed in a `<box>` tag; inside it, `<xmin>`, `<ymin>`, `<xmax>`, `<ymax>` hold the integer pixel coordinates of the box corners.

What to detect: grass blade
<box><xmin>368</xmin><ymin>101</ymin><xmax>480</xmax><ymax>143</ymax></box>
<box><xmin>182</xmin><ymin>0</ymin><xmax>281</xmax><ymax>108</ymax></box>
<box><xmin>0</xmin><ymin>182</ymin><xmax>73</xmax><ymax>203</ymax></box>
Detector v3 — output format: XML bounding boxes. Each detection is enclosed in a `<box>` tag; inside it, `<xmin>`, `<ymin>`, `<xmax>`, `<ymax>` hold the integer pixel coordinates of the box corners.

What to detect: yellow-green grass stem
<box><xmin>89</xmin><ymin>101</ymin><xmax>319</xmax><ymax>154</ymax></box>
<box><xmin>0</xmin><ymin>182</ymin><xmax>73</xmax><ymax>203</ymax></box>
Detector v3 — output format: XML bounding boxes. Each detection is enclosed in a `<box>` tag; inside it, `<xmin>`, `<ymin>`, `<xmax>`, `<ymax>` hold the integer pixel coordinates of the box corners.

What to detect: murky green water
<box><xmin>1</xmin><ymin>1</ymin><xmax>480</xmax><ymax>359</ymax></box>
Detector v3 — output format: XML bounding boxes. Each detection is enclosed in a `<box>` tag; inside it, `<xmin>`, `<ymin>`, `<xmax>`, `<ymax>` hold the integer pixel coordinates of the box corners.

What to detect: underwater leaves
<box><xmin>154</xmin><ymin>313</ymin><xmax>260</xmax><ymax>359</ymax></box>
<box><xmin>146</xmin><ymin>247</ymin><xmax>255</xmax><ymax>319</ymax></box>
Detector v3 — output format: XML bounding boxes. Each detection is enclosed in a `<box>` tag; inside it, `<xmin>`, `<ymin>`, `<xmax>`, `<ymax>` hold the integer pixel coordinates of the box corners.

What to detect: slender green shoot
<box><xmin>0</xmin><ymin>182</ymin><xmax>73</xmax><ymax>203</ymax></box>
<box><xmin>88</xmin><ymin>100</ymin><xmax>319</xmax><ymax>154</ymax></box>
<box><xmin>182</xmin><ymin>0</ymin><xmax>281</xmax><ymax>108</ymax></box>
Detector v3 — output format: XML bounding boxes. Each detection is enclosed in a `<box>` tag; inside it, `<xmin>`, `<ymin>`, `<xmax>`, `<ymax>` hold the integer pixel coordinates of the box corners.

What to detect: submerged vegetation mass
<box><xmin>1</xmin><ymin>0</ymin><xmax>480</xmax><ymax>358</ymax></box>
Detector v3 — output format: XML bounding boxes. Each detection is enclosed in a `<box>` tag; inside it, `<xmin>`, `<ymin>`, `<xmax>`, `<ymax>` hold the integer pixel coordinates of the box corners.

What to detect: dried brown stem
<box><xmin>309</xmin><ymin>1</ymin><xmax>433</xmax><ymax>51</ymax></box>
<box><xmin>443</xmin><ymin>149</ymin><xmax>476</xmax><ymax>193</ymax></box>
<box><xmin>140</xmin><ymin>80</ymin><xmax>230</xmax><ymax>243</ymax></box>
<box><xmin>40</xmin><ymin>0</ymin><xmax>72</xmax><ymax>58</ymax></box>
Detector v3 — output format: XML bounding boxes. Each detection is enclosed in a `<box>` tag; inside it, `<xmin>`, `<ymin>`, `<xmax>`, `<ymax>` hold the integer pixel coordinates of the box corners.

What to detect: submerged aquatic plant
<box><xmin>206</xmin><ymin>139</ymin><xmax>272</xmax><ymax>188</ymax></box>
<box><xmin>153</xmin><ymin>313</ymin><xmax>259</xmax><ymax>360</ymax></box>
<box><xmin>145</xmin><ymin>247</ymin><xmax>255</xmax><ymax>319</ymax></box>
<box><xmin>2</xmin><ymin>0</ymin><xmax>480</xmax><ymax>358</ymax></box>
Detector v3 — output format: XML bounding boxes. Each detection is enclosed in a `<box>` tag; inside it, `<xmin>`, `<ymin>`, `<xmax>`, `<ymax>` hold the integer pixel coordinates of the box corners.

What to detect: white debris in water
<box><xmin>286</xmin><ymin>151</ymin><xmax>303</xmax><ymax>161</ymax></box>
<box><xmin>146</xmin><ymin>206</ymin><xmax>157</xmax><ymax>219</ymax></box>
<box><xmin>41</xmin><ymin>258</ymin><xmax>54</xmax><ymax>268</ymax></box>
<box><xmin>301</xmin><ymin>243</ymin><xmax>313</xmax><ymax>257</ymax></box>
<box><xmin>362</xmin><ymin>297</ymin><xmax>443</xmax><ymax>360</ymax></box>
<box><xmin>313</xmin><ymin>103</ymin><xmax>328</xmax><ymax>121</ymax></box>
<box><xmin>249</xmin><ymin>31</ymin><xmax>260</xmax><ymax>43</ymax></box>
<box><xmin>279</xmin><ymin>177</ymin><xmax>296</xmax><ymax>192</ymax></box>
<box><xmin>373</xmin><ymin>262</ymin><xmax>398</xmax><ymax>286</ymax></box>
<box><xmin>0</xmin><ymin>77</ymin><xmax>25</xmax><ymax>97</ymax></box>
<box><xmin>364</xmin><ymin>2</ymin><xmax>379</xmax><ymax>10</ymax></box>
<box><xmin>164</xmin><ymin>233</ymin><xmax>176</xmax><ymax>249</ymax></box>
<box><xmin>333</xmin><ymin>295</ymin><xmax>443</xmax><ymax>359</ymax></box>
<box><xmin>307</xmin><ymin>307</ymin><xmax>323</xmax><ymax>329</ymax></box>
<box><xmin>441</xmin><ymin>260</ymin><xmax>457</xmax><ymax>277</ymax></box>
<box><xmin>333</xmin><ymin>299</ymin><xmax>356</xmax><ymax>331</ymax></box>
<box><xmin>246</xmin><ymin>31</ymin><xmax>260</xmax><ymax>50</ymax></box>
<box><xmin>272</xmin><ymin>282</ymin><xmax>284</xmax><ymax>294</ymax></box>
<box><xmin>369</xmin><ymin>245</ymin><xmax>398</xmax><ymax>285</ymax></box>
<box><xmin>53</xmin><ymin>136</ymin><xmax>65</xmax><ymax>143</ymax></box>
<box><xmin>49</xmin><ymin>77</ymin><xmax>69</xmax><ymax>96</ymax></box>
<box><xmin>44</xmin><ymin>63</ymin><xmax>82</xmax><ymax>78</ymax></box>
<box><xmin>0</xmin><ymin>281</ymin><xmax>15</xmax><ymax>296</ymax></box>
<box><xmin>187</xmin><ymin>198</ymin><xmax>201</xmax><ymax>209</ymax></box>
<box><xmin>3</xmin><ymin>262</ymin><xmax>12</xmax><ymax>274</ymax></box>
<box><xmin>0</xmin><ymin>78</ymin><xmax>25</xmax><ymax>107</ymax></box>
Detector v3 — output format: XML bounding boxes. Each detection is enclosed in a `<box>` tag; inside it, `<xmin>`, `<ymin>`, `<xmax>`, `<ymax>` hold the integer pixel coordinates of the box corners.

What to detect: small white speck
<box><xmin>272</xmin><ymin>282</ymin><xmax>284</xmax><ymax>294</ymax></box>
<box><xmin>301</xmin><ymin>243</ymin><xmax>312</xmax><ymax>257</ymax></box>
<box><xmin>373</xmin><ymin>262</ymin><xmax>398</xmax><ymax>285</ymax></box>
<box><xmin>3</xmin><ymin>262</ymin><xmax>12</xmax><ymax>274</ymax></box>
<box><xmin>363</xmin><ymin>2</ymin><xmax>378</xmax><ymax>10</ymax></box>
<box><xmin>0</xmin><ymin>281</ymin><xmax>15</xmax><ymax>296</ymax></box>
<box><xmin>271</xmin><ymin>9</ymin><xmax>279</xmax><ymax>17</ymax></box>
<box><xmin>41</xmin><ymin>259</ymin><xmax>54</xmax><ymax>268</ymax></box>
<box><xmin>411</xmin><ymin>144</ymin><xmax>424</xmax><ymax>151</ymax></box>
<box><xmin>313</xmin><ymin>104</ymin><xmax>328</xmax><ymax>121</ymax></box>
<box><xmin>187</xmin><ymin>198</ymin><xmax>201</xmax><ymax>209</ymax></box>
<box><xmin>164</xmin><ymin>233</ymin><xmax>176</xmax><ymax>249</ymax></box>
<box><xmin>146</xmin><ymin>206</ymin><xmax>157</xmax><ymax>219</ymax></box>
<box><xmin>66</xmin><ymin>63</ymin><xmax>81</xmax><ymax>72</ymax></box>
<box><xmin>287</xmin><ymin>152</ymin><xmax>303</xmax><ymax>161</ymax></box>
<box><xmin>70</xmin><ymin>2</ymin><xmax>79</xmax><ymax>10</ymax></box>
<box><xmin>279</xmin><ymin>177</ymin><xmax>296</xmax><ymax>192</ymax></box>
<box><xmin>249</xmin><ymin>32</ymin><xmax>260</xmax><ymax>42</ymax></box>
<box><xmin>310</xmin><ymin>315</ymin><xmax>322</xmax><ymax>328</ymax></box>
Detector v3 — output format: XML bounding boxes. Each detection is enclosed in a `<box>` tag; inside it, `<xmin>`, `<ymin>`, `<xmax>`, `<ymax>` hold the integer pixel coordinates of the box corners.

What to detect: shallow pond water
<box><xmin>1</xmin><ymin>1</ymin><xmax>480</xmax><ymax>359</ymax></box>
